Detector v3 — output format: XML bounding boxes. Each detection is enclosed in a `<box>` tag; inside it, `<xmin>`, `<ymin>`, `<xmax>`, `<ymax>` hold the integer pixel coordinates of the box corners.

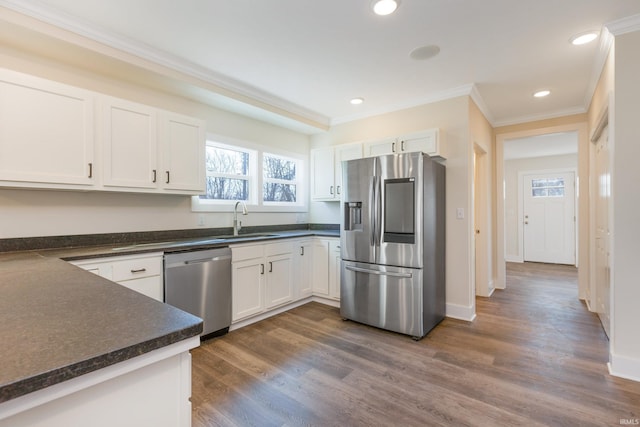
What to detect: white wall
<box><xmin>0</xmin><ymin>45</ymin><xmax>310</xmax><ymax>239</ymax></box>
<box><xmin>610</xmin><ymin>29</ymin><xmax>640</xmax><ymax>381</ymax></box>
<box><xmin>504</xmin><ymin>153</ymin><xmax>577</xmax><ymax>261</ymax></box>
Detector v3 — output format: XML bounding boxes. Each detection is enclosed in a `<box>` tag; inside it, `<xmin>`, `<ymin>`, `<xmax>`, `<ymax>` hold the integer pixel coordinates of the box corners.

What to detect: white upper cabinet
<box><xmin>0</xmin><ymin>67</ymin><xmax>206</xmax><ymax>195</ymax></box>
<box><xmin>363</xmin><ymin>137</ymin><xmax>397</xmax><ymax>158</ymax></box>
<box><xmin>334</xmin><ymin>143</ymin><xmax>363</xmax><ymax>198</ymax></box>
<box><xmin>0</xmin><ymin>68</ymin><xmax>95</xmax><ymax>188</ymax></box>
<box><xmin>102</xmin><ymin>100</ymin><xmax>205</xmax><ymax>194</ymax></box>
<box><xmin>159</xmin><ymin>112</ymin><xmax>205</xmax><ymax>194</ymax></box>
<box><xmin>311</xmin><ymin>143</ymin><xmax>362</xmax><ymax>201</ymax></box>
<box><xmin>310</xmin><ymin>147</ymin><xmax>335</xmax><ymax>200</ymax></box>
<box><xmin>102</xmin><ymin>97</ymin><xmax>158</xmax><ymax>190</ymax></box>
<box><xmin>363</xmin><ymin>129</ymin><xmax>445</xmax><ymax>159</ymax></box>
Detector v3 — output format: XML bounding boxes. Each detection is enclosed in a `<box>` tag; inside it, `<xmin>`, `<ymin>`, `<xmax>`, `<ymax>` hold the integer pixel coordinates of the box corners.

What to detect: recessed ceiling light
<box><xmin>372</xmin><ymin>0</ymin><xmax>398</xmax><ymax>16</ymax></box>
<box><xmin>570</xmin><ymin>31</ymin><xmax>599</xmax><ymax>45</ymax></box>
<box><xmin>409</xmin><ymin>45</ymin><xmax>440</xmax><ymax>61</ymax></box>
<box><xmin>533</xmin><ymin>90</ymin><xmax>551</xmax><ymax>98</ymax></box>
<box><xmin>350</xmin><ymin>97</ymin><xmax>364</xmax><ymax>105</ymax></box>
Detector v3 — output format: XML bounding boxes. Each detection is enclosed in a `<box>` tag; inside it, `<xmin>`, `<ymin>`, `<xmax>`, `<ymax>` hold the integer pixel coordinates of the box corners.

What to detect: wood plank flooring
<box><xmin>191</xmin><ymin>262</ymin><xmax>640</xmax><ymax>426</ymax></box>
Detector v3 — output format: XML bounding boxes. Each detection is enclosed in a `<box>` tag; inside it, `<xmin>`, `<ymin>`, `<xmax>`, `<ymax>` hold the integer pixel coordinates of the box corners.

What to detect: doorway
<box><xmin>495</xmin><ymin>123</ymin><xmax>588</xmax><ymax>296</ymax></box>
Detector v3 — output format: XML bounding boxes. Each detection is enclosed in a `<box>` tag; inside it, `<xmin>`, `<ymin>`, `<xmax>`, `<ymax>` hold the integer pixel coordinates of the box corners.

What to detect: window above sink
<box><xmin>192</xmin><ymin>135</ymin><xmax>308</xmax><ymax>214</ymax></box>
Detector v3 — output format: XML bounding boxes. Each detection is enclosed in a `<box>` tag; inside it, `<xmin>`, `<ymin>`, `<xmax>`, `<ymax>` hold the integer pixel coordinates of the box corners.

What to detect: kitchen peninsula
<box><xmin>0</xmin><ymin>252</ymin><xmax>202</xmax><ymax>427</ymax></box>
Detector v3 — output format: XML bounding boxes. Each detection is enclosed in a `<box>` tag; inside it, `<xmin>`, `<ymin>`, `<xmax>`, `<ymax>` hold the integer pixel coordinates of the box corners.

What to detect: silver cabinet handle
<box><xmin>130</xmin><ymin>268</ymin><xmax>147</xmax><ymax>273</ymax></box>
<box><xmin>269</xmin><ymin>261</ymin><xmax>273</xmax><ymax>272</ymax></box>
<box><xmin>88</xmin><ymin>163</ymin><xmax>93</xmax><ymax>178</ymax></box>
<box><xmin>300</xmin><ymin>246</ymin><xmax>304</xmax><ymax>256</ymax></box>
<box><xmin>330</xmin><ymin>185</ymin><xmax>334</xmax><ymax>195</ymax></box>
<box><xmin>166</xmin><ymin>171</ymin><xmax>170</xmax><ymax>184</ymax></box>
<box><xmin>337</xmin><ymin>185</ymin><xmax>341</xmax><ymax>195</ymax></box>
<box><xmin>260</xmin><ymin>264</ymin><xmax>264</xmax><ymax>274</ymax></box>
<box><xmin>401</xmin><ymin>140</ymin><xmax>405</xmax><ymax>151</ymax></box>
<box><xmin>346</xmin><ymin>265</ymin><xmax>412</xmax><ymax>278</ymax></box>
<box><xmin>152</xmin><ymin>169</ymin><xmax>157</xmax><ymax>183</ymax></box>
<box><xmin>392</xmin><ymin>142</ymin><xmax>396</xmax><ymax>152</ymax></box>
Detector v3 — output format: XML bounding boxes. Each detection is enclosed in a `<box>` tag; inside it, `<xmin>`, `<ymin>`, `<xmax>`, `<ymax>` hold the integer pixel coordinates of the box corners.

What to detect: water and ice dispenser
<box><xmin>344</xmin><ymin>201</ymin><xmax>362</xmax><ymax>231</ymax></box>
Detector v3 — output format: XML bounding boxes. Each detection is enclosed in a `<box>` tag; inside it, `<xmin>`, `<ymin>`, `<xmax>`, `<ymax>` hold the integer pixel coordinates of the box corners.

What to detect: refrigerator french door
<box><xmin>340</xmin><ymin>152</ymin><xmax>445</xmax><ymax>339</ymax></box>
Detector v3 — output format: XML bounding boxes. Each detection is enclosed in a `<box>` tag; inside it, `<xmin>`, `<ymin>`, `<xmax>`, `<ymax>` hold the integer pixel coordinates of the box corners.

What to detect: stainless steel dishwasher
<box><xmin>164</xmin><ymin>247</ymin><xmax>231</xmax><ymax>339</ymax></box>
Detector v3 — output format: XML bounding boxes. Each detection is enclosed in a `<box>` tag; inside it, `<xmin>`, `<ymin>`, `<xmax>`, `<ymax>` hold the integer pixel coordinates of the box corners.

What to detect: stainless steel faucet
<box><xmin>233</xmin><ymin>201</ymin><xmax>248</xmax><ymax>236</ymax></box>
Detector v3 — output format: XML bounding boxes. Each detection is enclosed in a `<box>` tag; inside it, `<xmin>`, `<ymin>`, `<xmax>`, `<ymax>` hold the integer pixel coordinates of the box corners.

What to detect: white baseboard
<box><xmin>446</xmin><ymin>302</ymin><xmax>476</xmax><ymax>322</ymax></box>
<box><xmin>505</xmin><ymin>255</ymin><xmax>523</xmax><ymax>263</ymax></box>
<box><xmin>609</xmin><ymin>352</ymin><xmax>640</xmax><ymax>383</ymax></box>
<box><xmin>229</xmin><ymin>297</ymin><xmax>312</xmax><ymax>331</ymax></box>
<box><xmin>312</xmin><ymin>296</ymin><xmax>340</xmax><ymax>308</ymax></box>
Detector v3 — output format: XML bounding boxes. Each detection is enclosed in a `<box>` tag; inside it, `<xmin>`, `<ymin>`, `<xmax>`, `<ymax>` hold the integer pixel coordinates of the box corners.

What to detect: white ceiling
<box><xmin>3</xmin><ymin>0</ymin><xmax>640</xmax><ymax>132</ymax></box>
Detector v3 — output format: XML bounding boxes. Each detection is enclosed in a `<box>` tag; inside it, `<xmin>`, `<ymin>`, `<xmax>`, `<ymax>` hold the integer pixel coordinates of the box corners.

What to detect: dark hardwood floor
<box><xmin>191</xmin><ymin>262</ymin><xmax>640</xmax><ymax>426</ymax></box>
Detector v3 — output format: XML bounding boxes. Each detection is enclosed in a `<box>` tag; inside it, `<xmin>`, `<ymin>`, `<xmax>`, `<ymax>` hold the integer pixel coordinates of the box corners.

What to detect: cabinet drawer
<box><xmin>112</xmin><ymin>256</ymin><xmax>162</xmax><ymax>281</ymax></box>
<box><xmin>117</xmin><ymin>276</ymin><xmax>163</xmax><ymax>301</ymax></box>
<box><xmin>231</xmin><ymin>244</ymin><xmax>264</xmax><ymax>262</ymax></box>
<box><xmin>264</xmin><ymin>241</ymin><xmax>292</xmax><ymax>256</ymax></box>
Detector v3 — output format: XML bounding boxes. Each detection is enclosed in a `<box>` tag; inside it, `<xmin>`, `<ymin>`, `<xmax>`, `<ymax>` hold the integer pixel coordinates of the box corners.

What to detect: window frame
<box><xmin>192</xmin><ymin>134</ymin><xmax>307</xmax><ymax>213</ymax></box>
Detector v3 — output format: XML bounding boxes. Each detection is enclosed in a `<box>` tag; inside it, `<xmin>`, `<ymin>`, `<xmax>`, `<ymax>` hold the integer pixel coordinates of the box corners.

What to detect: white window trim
<box><xmin>192</xmin><ymin>134</ymin><xmax>308</xmax><ymax>213</ymax></box>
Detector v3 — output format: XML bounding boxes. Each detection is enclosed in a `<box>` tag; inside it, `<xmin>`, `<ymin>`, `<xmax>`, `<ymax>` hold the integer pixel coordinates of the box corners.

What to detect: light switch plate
<box><xmin>456</xmin><ymin>208</ymin><xmax>464</xmax><ymax>220</ymax></box>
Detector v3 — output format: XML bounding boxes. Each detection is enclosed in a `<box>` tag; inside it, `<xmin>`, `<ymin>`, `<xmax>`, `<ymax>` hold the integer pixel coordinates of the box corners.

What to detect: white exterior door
<box><xmin>594</xmin><ymin>126</ymin><xmax>611</xmax><ymax>337</ymax></box>
<box><xmin>523</xmin><ymin>171</ymin><xmax>575</xmax><ymax>264</ymax></box>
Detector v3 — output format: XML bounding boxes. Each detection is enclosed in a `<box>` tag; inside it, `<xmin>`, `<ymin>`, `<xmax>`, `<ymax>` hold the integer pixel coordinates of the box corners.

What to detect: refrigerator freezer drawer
<box><xmin>340</xmin><ymin>261</ymin><xmax>424</xmax><ymax>338</ymax></box>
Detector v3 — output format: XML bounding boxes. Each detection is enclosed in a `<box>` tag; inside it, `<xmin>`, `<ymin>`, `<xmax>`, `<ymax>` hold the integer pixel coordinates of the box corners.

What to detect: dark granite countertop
<box><xmin>41</xmin><ymin>229</ymin><xmax>340</xmax><ymax>261</ymax></box>
<box><xmin>0</xmin><ymin>226</ymin><xmax>339</xmax><ymax>404</ymax></box>
<box><xmin>0</xmin><ymin>252</ymin><xmax>202</xmax><ymax>404</ymax></box>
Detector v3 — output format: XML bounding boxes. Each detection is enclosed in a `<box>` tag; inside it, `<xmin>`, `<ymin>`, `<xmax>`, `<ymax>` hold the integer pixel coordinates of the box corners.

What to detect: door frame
<box><xmin>495</xmin><ymin>122</ymin><xmax>589</xmax><ymax>297</ymax></box>
<box><xmin>589</xmin><ymin>99</ymin><xmax>610</xmax><ymax>321</ymax></box>
<box><xmin>518</xmin><ymin>168</ymin><xmax>577</xmax><ymax>265</ymax></box>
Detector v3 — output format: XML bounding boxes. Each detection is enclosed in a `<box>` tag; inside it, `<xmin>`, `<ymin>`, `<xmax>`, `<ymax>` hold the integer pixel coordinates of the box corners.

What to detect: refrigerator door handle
<box><xmin>345</xmin><ymin>265</ymin><xmax>413</xmax><ymax>279</ymax></box>
<box><xmin>369</xmin><ymin>176</ymin><xmax>376</xmax><ymax>247</ymax></box>
<box><xmin>375</xmin><ymin>175</ymin><xmax>382</xmax><ymax>246</ymax></box>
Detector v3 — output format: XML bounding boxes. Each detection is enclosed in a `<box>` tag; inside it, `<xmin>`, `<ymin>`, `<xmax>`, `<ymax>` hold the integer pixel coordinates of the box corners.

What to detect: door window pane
<box><xmin>531</xmin><ymin>178</ymin><xmax>565</xmax><ymax>198</ymax></box>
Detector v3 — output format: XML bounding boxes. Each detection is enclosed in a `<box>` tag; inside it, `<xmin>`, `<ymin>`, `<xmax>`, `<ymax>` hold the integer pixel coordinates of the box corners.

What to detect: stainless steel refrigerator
<box><xmin>340</xmin><ymin>152</ymin><xmax>445</xmax><ymax>339</ymax></box>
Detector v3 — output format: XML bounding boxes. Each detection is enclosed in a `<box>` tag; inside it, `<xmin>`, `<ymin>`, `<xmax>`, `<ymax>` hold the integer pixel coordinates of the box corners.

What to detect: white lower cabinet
<box><xmin>230</xmin><ymin>236</ymin><xmax>340</xmax><ymax>326</ymax></box>
<box><xmin>231</xmin><ymin>241</ymin><xmax>293</xmax><ymax>322</ymax></box>
<box><xmin>70</xmin><ymin>252</ymin><xmax>164</xmax><ymax>302</ymax></box>
<box><xmin>312</xmin><ymin>237</ymin><xmax>341</xmax><ymax>301</ymax></box>
<box><xmin>311</xmin><ymin>239</ymin><xmax>330</xmax><ymax>296</ymax></box>
<box><xmin>329</xmin><ymin>239</ymin><xmax>341</xmax><ymax>300</ymax></box>
<box><xmin>293</xmin><ymin>239</ymin><xmax>314</xmax><ymax>299</ymax></box>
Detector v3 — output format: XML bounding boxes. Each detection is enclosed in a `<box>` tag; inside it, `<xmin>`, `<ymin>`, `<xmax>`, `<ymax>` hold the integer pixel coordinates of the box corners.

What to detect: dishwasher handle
<box><xmin>184</xmin><ymin>254</ymin><xmax>231</xmax><ymax>265</ymax></box>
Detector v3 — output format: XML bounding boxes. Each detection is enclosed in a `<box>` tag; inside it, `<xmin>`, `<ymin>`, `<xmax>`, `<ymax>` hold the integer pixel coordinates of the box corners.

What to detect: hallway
<box><xmin>190</xmin><ymin>262</ymin><xmax>640</xmax><ymax>426</ymax></box>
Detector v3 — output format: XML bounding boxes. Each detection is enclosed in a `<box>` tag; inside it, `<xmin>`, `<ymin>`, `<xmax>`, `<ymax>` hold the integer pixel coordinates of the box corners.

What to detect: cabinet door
<box><xmin>329</xmin><ymin>239</ymin><xmax>342</xmax><ymax>300</ymax></box>
<box><xmin>363</xmin><ymin>137</ymin><xmax>396</xmax><ymax>157</ymax></box>
<box><xmin>310</xmin><ymin>147</ymin><xmax>335</xmax><ymax>200</ymax></box>
<box><xmin>334</xmin><ymin>143</ymin><xmax>362</xmax><ymax>199</ymax></box>
<box><xmin>311</xmin><ymin>239</ymin><xmax>330</xmax><ymax>295</ymax></box>
<box><xmin>160</xmin><ymin>112</ymin><xmax>205</xmax><ymax>193</ymax></box>
<box><xmin>295</xmin><ymin>240</ymin><xmax>314</xmax><ymax>298</ymax></box>
<box><xmin>399</xmin><ymin>129</ymin><xmax>443</xmax><ymax>157</ymax></box>
<box><xmin>102</xmin><ymin>97</ymin><xmax>157</xmax><ymax>189</ymax></box>
<box><xmin>232</xmin><ymin>259</ymin><xmax>264</xmax><ymax>321</ymax></box>
<box><xmin>265</xmin><ymin>253</ymin><xmax>293</xmax><ymax>309</ymax></box>
<box><xmin>0</xmin><ymin>69</ymin><xmax>95</xmax><ymax>187</ymax></box>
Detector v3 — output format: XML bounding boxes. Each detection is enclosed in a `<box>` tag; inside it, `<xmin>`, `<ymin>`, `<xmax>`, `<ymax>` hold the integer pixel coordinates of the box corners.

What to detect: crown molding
<box><xmin>492</xmin><ymin>106</ymin><xmax>587</xmax><ymax>128</ymax></box>
<box><xmin>583</xmin><ymin>26</ymin><xmax>614</xmax><ymax>111</ymax></box>
<box><xmin>331</xmin><ymin>84</ymin><xmax>476</xmax><ymax>126</ymax></box>
<box><xmin>0</xmin><ymin>0</ymin><xmax>330</xmax><ymax>130</ymax></box>
<box><xmin>469</xmin><ymin>84</ymin><xmax>495</xmax><ymax>126</ymax></box>
<box><xmin>606</xmin><ymin>13</ymin><xmax>640</xmax><ymax>36</ymax></box>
